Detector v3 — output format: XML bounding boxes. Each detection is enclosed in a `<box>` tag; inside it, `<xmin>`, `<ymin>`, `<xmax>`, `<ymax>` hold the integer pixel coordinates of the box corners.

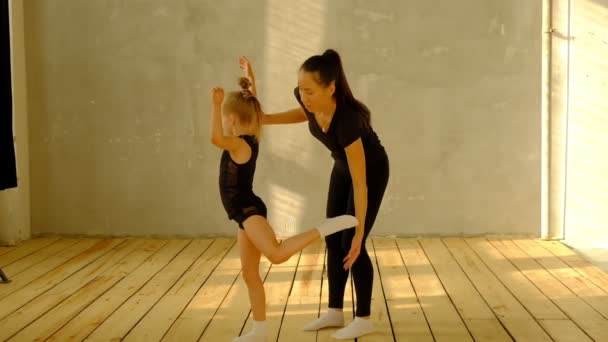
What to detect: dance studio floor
<box><xmin>0</xmin><ymin>237</ymin><xmax>607</xmax><ymax>341</ymax></box>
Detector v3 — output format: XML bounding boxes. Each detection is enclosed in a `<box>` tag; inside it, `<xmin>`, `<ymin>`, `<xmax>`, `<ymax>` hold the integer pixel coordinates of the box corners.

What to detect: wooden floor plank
<box><xmin>276</xmin><ymin>243</ymin><xmax>324</xmax><ymax>342</ymax></box>
<box><xmin>0</xmin><ymin>239</ymin><xmax>79</xmax><ymax>278</ymax></box>
<box><xmin>199</xmin><ymin>254</ymin><xmax>272</xmax><ymax>341</ymax></box>
<box><xmin>443</xmin><ymin>238</ymin><xmax>552</xmax><ymax>341</ymax></box>
<box><xmin>123</xmin><ymin>239</ymin><xmax>234</xmax><ymax>341</ymax></box>
<box><xmin>49</xmin><ymin>240</ymin><xmax>189</xmax><ymax>342</ymax></box>
<box><xmin>84</xmin><ymin>239</ymin><xmax>210</xmax><ymax>341</ymax></box>
<box><xmin>397</xmin><ymin>239</ymin><xmax>472</xmax><ymax>341</ymax></box>
<box><xmin>419</xmin><ymin>239</ymin><xmax>512</xmax><ymax>341</ymax></box>
<box><xmin>491</xmin><ymin>239</ymin><xmax>608</xmax><ymax>341</ymax></box>
<box><xmin>536</xmin><ymin>239</ymin><xmax>608</xmax><ymax>293</ymax></box>
<box><xmin>419</xmin><ymin>239</ymin><xmax>496</xmax><ymax>320</ymax></box>
<box><xmin>465</xmin><ymin>238</ymin><xmax>567</xmax><ymax>320</ymax></box>
<box><xmin>1</xmin><ymin>237</ymin><xmax>605</xmax><ymax>342</ymax></box>
<box><xmin>514</xmin><ymin>239</ymin><xmax>608</xmax><ymax>319</ymax></box>
<box><xmin>374</xmin><ymin>238</ymin><xmax>433</xmax><ymax>341</ymax></box>
<box><xmin>279</xmin><ymin>264</ymin><xmax>323</xmax><ymax>342</ymax></box>
<box><xmin>0</xmin><ymin>239</ymin><xmax>123</xmax><ymax>321</ymax></box>
<box><xmin>0</xmin><ymin>239</ymin><xmax>98</xmax><ymax>300</ymax></box>
<box><xmin>0</xmin><ymin>239</ymin><xmax>135</xmax><ymax>340</ymax></box>
<box><xmin>0</xmin><ymin>238</ymin><xmax>60</xmax><ymax>267</ymax></box>
<box><xmin>538</xmin><ymin>319</ymin><xmax>594</xmax><ymax>342</ymax></box>
<box><xmin>161</xmin><ymin>241</ymin><xmax>242</xmax><ymax>342</ymax></box>
<box><xmin>358</xmin><ymin>240</ymin><xmax>395</xmax><ymax>342</ymax></box>
<box><xmin>8</xmin><ymin>239</ymin><xmax>166</xmax><ymax>341</ymax></box>
<box><xmin>464</xmin><ymin>319</ymin><xmax>513</xmax><ymax>342</ymax></box>
<box><xmin>275</xmin><ymin>241</ymin><xmax>325</xmax><ymax>342</ymax></box>
<box><xmin>0</xmin><ymin>246</ymin><xmax>15</xmax><ymax>256</ymax></box>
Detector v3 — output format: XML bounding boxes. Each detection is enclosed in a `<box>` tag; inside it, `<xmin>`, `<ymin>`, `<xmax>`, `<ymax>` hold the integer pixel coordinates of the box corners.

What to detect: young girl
<box><xmin>210</xmin><ymin>78</ymin><xmax>358</xmax><ymax>342</ymax></box>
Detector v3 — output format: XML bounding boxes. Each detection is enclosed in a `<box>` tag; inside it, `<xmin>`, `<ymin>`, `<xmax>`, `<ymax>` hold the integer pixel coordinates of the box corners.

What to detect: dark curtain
<box><xmin>1</xmin><ymin>0</ymin><xmax>17</xmax><ymax>191</ymax></box>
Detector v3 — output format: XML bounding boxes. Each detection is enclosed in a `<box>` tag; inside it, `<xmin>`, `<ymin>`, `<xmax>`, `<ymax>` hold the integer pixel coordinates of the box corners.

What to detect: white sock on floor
<box><xmin>316</xmin><ymin>215</ymin><xmax>359</xmax><ymax>238</ymax></box>
<box><xmin>302</xmin><ymin>308</ymin><xmax>345</xmax><ymax>331</ymax></box>
<box><xmin>233</xmin><ymin>320</ymin><xmax>267</xmax><ymax>342</ymax></box>
<box><xmin>332</xmin><ymin>317</ymin><xmax>374</xmax><ymax>339</ymax></box>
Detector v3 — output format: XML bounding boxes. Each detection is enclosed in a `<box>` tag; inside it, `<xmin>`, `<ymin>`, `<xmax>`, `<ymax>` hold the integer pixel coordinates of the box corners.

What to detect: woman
<box><xmin>240</xmin><ymin>50</ymin><xmax>389</xmax><ymax>339</ymax></box>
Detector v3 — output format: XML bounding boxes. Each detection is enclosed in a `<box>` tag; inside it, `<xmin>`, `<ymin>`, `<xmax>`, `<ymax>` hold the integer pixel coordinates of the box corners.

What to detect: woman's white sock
<box><xmin>332</xmin><ymin>317</ymin><xmax>374</xmax><ymax>339</ymax></box>
<box><xmin>302</xmin><ymin>309</ymin><xmax>345</xmax><ymax>331</ymax></box>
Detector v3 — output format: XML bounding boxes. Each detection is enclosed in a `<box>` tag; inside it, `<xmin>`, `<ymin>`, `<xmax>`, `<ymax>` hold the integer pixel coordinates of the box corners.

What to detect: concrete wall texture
<box><xmin>22</xmin><ymin>0</ymin><xmax>543</xmax><ymax>237</ymax></box>
<box><xmin>564</xmin><ymin>0</ymin><xmax>608</xmax><ymax>248</ymax></box>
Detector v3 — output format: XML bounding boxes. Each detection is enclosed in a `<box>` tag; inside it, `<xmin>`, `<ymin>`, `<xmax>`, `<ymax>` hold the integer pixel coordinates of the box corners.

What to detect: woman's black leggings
<box><xmin>325</xmin><ymin>154</ymin><xmax>389</xmax><ymax>317</ymax></box>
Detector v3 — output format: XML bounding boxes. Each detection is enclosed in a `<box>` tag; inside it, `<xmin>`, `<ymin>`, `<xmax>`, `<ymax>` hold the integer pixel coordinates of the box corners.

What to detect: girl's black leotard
<box><xmin>218</xmin><ymin>135</ymin><xmax>267</xmax><ymax>229</ymax></box>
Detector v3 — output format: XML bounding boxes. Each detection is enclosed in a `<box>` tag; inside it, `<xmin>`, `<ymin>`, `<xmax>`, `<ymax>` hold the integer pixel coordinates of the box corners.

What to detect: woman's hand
<box><xmin>343</xmin><ymin>231</ymin><xmax>364</xmax><ymax>269</ymax></box>
<box><xmin>212</xmin><ymin>87</ymin><xmax>224</xmax><ymax>106</ymax></box>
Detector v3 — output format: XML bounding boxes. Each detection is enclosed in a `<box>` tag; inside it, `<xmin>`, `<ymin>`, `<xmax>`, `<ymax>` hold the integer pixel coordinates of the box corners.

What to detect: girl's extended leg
<box><xmin>242</xmin><ymin>215</ymin><xmax>358</xmax><ymax>265</ymax></box>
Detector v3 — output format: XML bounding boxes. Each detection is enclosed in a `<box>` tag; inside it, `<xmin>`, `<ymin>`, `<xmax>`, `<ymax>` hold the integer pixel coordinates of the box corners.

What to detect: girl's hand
<box><xmin>212</xmin><ymin>87</ymin><xmax>224</xmax><ymax>106</ymax></box>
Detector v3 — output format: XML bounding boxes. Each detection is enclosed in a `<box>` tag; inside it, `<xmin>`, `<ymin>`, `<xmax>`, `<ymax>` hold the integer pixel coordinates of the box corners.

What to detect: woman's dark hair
<box><xmin>300</xmin><ymin>49</ymin><xmax>371</xmax><ymax>127</ymax></box>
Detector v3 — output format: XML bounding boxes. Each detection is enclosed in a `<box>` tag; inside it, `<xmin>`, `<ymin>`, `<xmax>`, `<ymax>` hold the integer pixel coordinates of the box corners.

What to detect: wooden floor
<box><xmin>0</xmin><ymin>238</ymin><xmax>607</xmax><ymax>341</ymax></box>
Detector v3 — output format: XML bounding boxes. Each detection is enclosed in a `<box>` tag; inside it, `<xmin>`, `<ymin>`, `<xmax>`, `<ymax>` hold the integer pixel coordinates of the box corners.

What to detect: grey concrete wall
<box><xmin>564</xmin><ymin>0</ymin><xmax>608</xmax><ymax>248</ymax></box>
<box><xmin>24</xmin><ymin>0</ymin><xmax>542</xmax><ymax>237</ymax></box>
<box><xmin>1</xmin><ymin>0</ymin><xmax>31</xmax><ymax>245</ymax></box>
